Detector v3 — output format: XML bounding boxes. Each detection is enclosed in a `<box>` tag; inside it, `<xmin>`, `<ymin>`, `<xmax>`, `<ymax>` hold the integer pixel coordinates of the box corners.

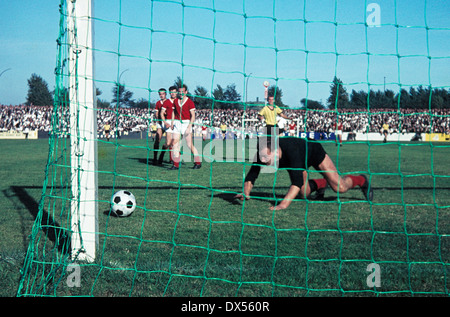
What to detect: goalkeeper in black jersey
<box><xmin>235</xmin><ymin>137</ymin><xmax>373</xmax><ymax>210</ymax></box>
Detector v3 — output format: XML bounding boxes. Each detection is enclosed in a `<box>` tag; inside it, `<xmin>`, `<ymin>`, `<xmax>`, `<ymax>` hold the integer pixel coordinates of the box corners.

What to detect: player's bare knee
<box><xmin>297</xmin><ymin>186</ymin><xmax>309</xmax><ymax>199</ymax></box>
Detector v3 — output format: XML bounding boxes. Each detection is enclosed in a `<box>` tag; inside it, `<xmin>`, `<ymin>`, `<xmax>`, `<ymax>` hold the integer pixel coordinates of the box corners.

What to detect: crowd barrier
<box><xmin>1</xmin><ymin>129</ymin><xmax>449</xmax><ymax>142</ymax></box>
<box><xmin>298</xmin><ymin>131</ymin><xmax>433</xmax><ymax>142</ymax></box>
<box><xmin>0</xmin><ymin>130</ymin><xmax>38</xmax><ymax>139</ymax></box>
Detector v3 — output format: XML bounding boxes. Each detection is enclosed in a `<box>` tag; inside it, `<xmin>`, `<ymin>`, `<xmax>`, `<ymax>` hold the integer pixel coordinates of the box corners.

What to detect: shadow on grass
<box><xmin>9</xmin><ymin>186</ymin><xmax>71</xmax><ymax>254</ymax></box>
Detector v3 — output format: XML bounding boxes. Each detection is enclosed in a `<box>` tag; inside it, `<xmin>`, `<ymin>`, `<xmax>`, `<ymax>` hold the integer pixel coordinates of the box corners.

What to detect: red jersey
<box><xmin>335</xmin><ymin>123</ymin><xmax>343</xmax><ymax>131</ymax></box>
<box><xmin>289</xmin><ymin>123</ymin><xmax>296</xmax><ymax>130</ymax></box>
<box><xmin>161</xmin><ymin>98</ymin><xmax>174</xmax><ymax>119</ymax></box>
<box><xmin>155</xmin><ymin>99</ymin><xmax>165</xmax><ymax>120</ymax></box>
<box><xmin>173</xmin><ymin>97</ymin><xmax>195</xmax><ymax>120</ymax></box>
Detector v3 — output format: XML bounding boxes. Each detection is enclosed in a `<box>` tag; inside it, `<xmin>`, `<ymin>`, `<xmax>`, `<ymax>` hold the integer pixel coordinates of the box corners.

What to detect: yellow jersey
<box><xmin>382</xmin><ymin>123</ymin><xmax>389</xmax><ymax>131</ymax></box>
<box><xmin>259</xmin><ymin>106</ymin><xmax>283</xmax><ymax>126</ymax></box>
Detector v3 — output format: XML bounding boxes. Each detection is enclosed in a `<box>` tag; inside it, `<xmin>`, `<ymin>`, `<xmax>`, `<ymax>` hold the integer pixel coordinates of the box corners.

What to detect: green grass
<box><xmin>2</xmin><ymin>138</ymin><xmax>450</xmax><ymax>297</ymax></box>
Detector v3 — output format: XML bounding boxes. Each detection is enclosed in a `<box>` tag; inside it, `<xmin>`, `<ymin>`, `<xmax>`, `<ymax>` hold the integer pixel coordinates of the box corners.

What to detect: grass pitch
<box><xmin>2</xmin><ymin>138</ymin><xmax>450</xmax><ymax>297</ymax></box>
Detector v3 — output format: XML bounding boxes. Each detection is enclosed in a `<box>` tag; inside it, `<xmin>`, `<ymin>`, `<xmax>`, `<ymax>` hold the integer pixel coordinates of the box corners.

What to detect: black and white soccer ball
<box><xmin>110</xmin><ymin>190</ymin><xmax>136</xmax><ymax>217</ymax></box>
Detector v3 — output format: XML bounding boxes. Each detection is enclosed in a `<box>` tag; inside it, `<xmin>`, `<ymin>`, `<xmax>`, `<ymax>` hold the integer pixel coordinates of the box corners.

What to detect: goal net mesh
<box><xmin>17</xmin><ymin>0</ymin><xmax>450</xmax><ymax>297</ymax></box>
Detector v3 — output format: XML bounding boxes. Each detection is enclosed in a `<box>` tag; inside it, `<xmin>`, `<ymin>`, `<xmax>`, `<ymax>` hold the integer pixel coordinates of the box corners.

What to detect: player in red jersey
<box><xmin>334</xmin><ymin>119</ymin><xmax>343</xmax><ymax>146</ymax></box>
<box><xmin>169</xmin><ymin>84</ymin><xmax>202</xmax><ymax>170</ymax></box>
<box><xmin>157</xmin><ymin>86</ymin><xmax>177</xmax><ymax>165</ymax></box>
<box><xmin>288</xmin><ymin>121</ymin><xmax>297</xmax><ymax>136</ymax></box>
<box><xmin>153</xmin><ymin>88</ymin><xmax>169</xmax><ymax>164</ymax></box>
<box><xmin>201</xmin><ymin>125</ymin><xmax>208</xmax><ymax>141</ymax></box>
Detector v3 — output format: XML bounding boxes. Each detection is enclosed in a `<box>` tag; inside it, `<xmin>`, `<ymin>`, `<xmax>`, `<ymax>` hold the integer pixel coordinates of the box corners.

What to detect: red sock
<box><xmin>173</xmin><ymin>152</ymin><xmax>180</xmax><ymax>167</ymax></box>
<box><xmin>194</xmin><ymin>155</ymin><xmax>201</xmax><ymax>165</ymax></box>
<box><xmin>312</xmin><ymin>178</ymin><xmax>327</xmax><ymax>190</ymax></box>
<box><xmin>348</xmin><ymin>175</ymin><xmax>365</xmax><ymax>188</ymax></box>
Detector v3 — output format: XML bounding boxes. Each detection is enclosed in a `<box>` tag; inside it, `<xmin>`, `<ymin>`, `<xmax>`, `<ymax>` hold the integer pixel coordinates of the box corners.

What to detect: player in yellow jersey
<box><xmin>220</xmin><ymin>122</ymin><xmax>227</xmax><ymax>140</ymax></box>
<box><xmin>258</xmin><ymin>95</ymin><xmax>290</xmax><ymax>136</ymax></box>
<box><xmin>104</xmin><ymin>122</ymin><xmax>111</xmax><ymax>141</ymax></box>
<box><xmin>381</xmin><ymin>120</ymin><xmax>389</xmax><ymax>143</ymax></box>
<box><xmin>150</xmin><ymin>121</ymin><xmax>157</xmax><ymax>141</ymax></box>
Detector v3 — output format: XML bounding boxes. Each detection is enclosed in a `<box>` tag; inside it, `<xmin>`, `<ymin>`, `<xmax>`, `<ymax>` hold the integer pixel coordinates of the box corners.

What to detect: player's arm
<box><xmin>235</xmin><ymin>156</ymin><xmax>261</xmax><ymax>200</ymax></box>
<box><xmin>270</xmin><ymin>166</ymin><xmax>304</xmax><ymax>210</ymax></box>
<box><xmin>258</xmin><ymin>108</ymin><xmax>265</xmax><ymax>121</ymax></box>
<box><xmin>270</xmin><ymin>184</ymin><xmax>301</xmax><ymax>210</ymax></box>
<box><xmin>275</xmin><ymin>107</ymin><xmax>288</xmax><ymax>120</ymax></box>
<box><xmin>235</xmin><ymin>181</ymin><xmax>254</xmax><ymax>201</ymax></box>
<box><xmin>187</xmin><ymin>108</ymin><xmax>195</xmax><ymax>134</ymax></box>
<box><xmin>160</xmin><ymin>108</ymin><xmax>168</xmax><ymax>127</ymax></box>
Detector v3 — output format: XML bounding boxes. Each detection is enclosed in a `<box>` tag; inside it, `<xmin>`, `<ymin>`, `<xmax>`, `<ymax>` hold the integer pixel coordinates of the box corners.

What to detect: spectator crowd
<box><xmin>1</xmin><ymin>104</ymin><xmax>449</xmax><ymax>137</ymax></box>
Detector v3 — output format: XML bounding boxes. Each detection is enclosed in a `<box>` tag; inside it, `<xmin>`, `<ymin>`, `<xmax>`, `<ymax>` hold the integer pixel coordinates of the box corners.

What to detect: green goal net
<box><xmin>17</xmin><ymin>0</ymin><xmax>450</xmax><ymax>297</ymax></box>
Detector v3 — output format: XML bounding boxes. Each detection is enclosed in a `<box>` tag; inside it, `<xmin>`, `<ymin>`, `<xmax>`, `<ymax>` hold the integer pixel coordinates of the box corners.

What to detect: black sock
<box><xmin>308</xmin><ymin>179</ymin><xmax>318</xmax><ymax>193</ymax></box>
<box><xmin>158</xmin><ymin>145</ymin><xmax>167</xmax><ymax>162</ymax></box>
<box><xmin>154</xmin><ymin>140</ymin><xmax>160</xmax><ymax>160</ymax></box>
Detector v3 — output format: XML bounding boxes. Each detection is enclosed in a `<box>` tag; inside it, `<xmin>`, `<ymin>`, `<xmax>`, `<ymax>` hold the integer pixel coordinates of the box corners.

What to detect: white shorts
<box><xmin>335</xmin><ymin>130</ymin><xmax>342</xmax><ymax>136</ymax></box>
<box><xmin>173</xmin><ymin>120</ymin><xmax>191</xmax><ymax>135</ymax></box>
<box><xmin>156</xmin><ymin>122</ymin><xmax>167</xmax><ymax>131</ymax></box>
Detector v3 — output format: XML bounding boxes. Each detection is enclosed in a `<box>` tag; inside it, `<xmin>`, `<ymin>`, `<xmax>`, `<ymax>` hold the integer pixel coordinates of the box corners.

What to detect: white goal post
<box><xmin>68</xmin><ymin>0</ymin><xmax>98</xmax><ymax>262</ymax></box>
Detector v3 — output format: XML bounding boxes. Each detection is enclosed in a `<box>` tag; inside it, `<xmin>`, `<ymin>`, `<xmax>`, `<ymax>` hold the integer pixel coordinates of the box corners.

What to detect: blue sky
<box><xmin>1</xmin><ymin>0</ymin><xmax>449</xmax><ymax>107</ymax></box>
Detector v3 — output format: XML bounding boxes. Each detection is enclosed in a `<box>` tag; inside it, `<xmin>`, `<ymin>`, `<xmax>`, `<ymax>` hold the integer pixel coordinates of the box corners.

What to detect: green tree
<box><xmin>327</xmin><ymin>76</ymin><xmax>349</xmax><ymax>109</ymax></box>
<box><xmin>193</xmin><ymin>85</ymin><xmax>212</xmax><ymax>109</ymax></box>
<box><xmin>348</xmin><ymin>88</ymin><xmax>396</xmax><ymax>109</ymax></box>
<box><xmin>134</xmin><ymin>98</ymin><xmax>152</xmax><ymax>109</ymax></box>
<box><xmin>173</xmin><ymin>76</ymin><xmax>184</xmax><ymax>89</ymax></box>
<box><xmin>111</xmin><ymin>83</ymin><xmax>134</xmax><ymax>108</ymax></box>
<box><xmin>95</xmin><ymin>87</ymin><xmax>110</xmax><ymax>108</ymax></box>
<box><xmin>268</xmin><ymin>85</ymin><xmax>285</xmax><ymax>107</ymax></box>
<box><xmin>396</xmin><ymin>88</ymin><xmax>412</xmax><ymax>109</ymax></box>
<box><xmin>383</xmin><ymin>89</ymin><xmax>396</xmax><ymax>108</ymax></box>
<box><xmin>223</xmin><ymin>84</ymin><xmax>242</xmax><ymax>109</ymax></box>
<box><xmin>431</xmin><ymin>88</ymin><xmax>450</xmax><ymax>109</ymax></box>
<box><xmin>300</xmin><ymin>98</ymin><xmax>324</xmax><ymax>109</ymax></box>
<box><xmin>212</xmin><ymin>84</ymin><xmax>226</xmax><ymax>109</ymax></box>
<box><xmin>349</xmin><ymin>89</ymin><xmax>368</xmax><ymax>109</ymax></box>
<box><xmin>26</xmin><ymin>73</ymin><xmax>54</xmax><ymax>106</ymax></box>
